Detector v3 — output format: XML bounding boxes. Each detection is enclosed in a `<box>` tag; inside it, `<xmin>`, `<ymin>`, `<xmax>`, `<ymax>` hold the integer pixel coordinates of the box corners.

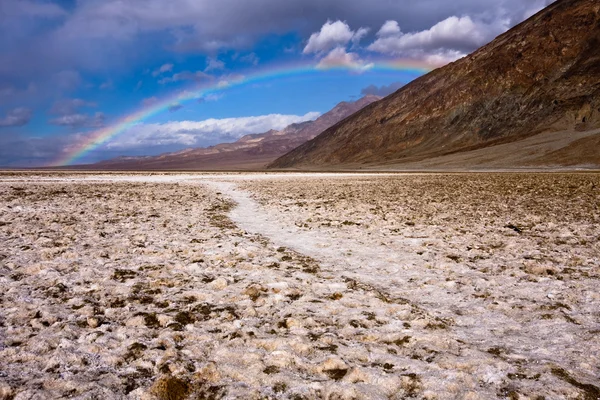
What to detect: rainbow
<box><xmin>54</xmin><ymin>60</ymin><xmax>437</xmax><ymax>166</ymax></box>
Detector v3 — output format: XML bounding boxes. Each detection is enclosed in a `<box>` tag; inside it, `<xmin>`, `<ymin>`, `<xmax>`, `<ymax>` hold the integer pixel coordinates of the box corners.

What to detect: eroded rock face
<box><xmin>270</xmin><ymin>0</ymin><xmax>600</xmax><ymax>168</ymax></box>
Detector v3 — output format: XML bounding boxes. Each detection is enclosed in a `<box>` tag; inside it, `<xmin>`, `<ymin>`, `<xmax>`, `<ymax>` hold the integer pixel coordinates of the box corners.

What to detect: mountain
<box><xmin>92</xmin><ymin>95</ymin><xmax>380</xmax><ymax>170</ymax></box>
<box><xmin>270</xmin><ymin>0</ymin><xmax>600</xmax><ymax>170</ymax></box>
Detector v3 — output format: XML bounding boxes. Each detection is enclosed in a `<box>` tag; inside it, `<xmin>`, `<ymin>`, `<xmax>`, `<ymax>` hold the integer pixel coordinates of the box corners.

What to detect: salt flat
<box><xmin>1</xmin><ymin>172</ymin><xmax>599</xmax><ymax>399</ymax></box>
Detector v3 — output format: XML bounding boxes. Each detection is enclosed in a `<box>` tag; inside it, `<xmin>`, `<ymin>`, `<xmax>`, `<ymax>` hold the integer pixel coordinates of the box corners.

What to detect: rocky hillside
<box><xmin>92</xmin><ymin>95</ymin><xmax>380</xmax><ymax>170</ymax></box>
<box><xmin>270</xmin><ymin>0</ymin><xmax>600</xmax><ymax>169</ymax></box>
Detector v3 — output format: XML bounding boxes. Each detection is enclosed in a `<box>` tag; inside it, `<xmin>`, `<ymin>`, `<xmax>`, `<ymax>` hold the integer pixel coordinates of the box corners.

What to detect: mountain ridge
<box><xmin>91</xmin><ymin>95</ymin><xmax>381</xmax><ymax>170</ymax></box>
<box><xmin>270</xmin><ymin>0</ymin><xmax>600</xmax><ymax>169</ymax></box>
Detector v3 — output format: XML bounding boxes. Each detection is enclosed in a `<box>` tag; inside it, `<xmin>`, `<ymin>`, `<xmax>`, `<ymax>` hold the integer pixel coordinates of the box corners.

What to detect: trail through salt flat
<box><xmin>205</xmin><ymin>180</ymin><xmax>419</xmax><ymax>277</ymax></box>
<box><xmin>3</xmin><ymin>173</ymin><xmax>598</xmax><ymax>398</ymax></box>
<box><xmin>203</xmin><ymin>177</ymin><xmax>599</xmax><ymax>379</ymax></box>
<box><xmin>11</xmin><ymin>174</ymin><xmax>591</xmax><ymax>361</ymax></box>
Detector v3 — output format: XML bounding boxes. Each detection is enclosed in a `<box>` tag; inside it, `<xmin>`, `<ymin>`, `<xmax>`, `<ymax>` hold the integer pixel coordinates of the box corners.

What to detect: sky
<box><xmin>0</xmin><ymin>0</ymin><xmax>554</xmax><ymax>167</ymax></box>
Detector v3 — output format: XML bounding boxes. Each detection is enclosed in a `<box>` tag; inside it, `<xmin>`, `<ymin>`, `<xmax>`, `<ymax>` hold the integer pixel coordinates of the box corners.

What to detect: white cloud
<box><xmin>377</xmin><ymin>20</ymin><xmax>401</xmax><ymax>37</ymax></box>
<box><xmin>422</xmin><ymin>49</ymin><xmax>467</xmax><ymax>65</ymax></box>
<box><xmin>49</xmin><ymin>111</ymin><xmax>105</xmax><ymax>128</ymax></box>
<box><xmin>216</xmin><ymin>74</ymin><xmax>245</xmax><ymax>88</ymax></box>
<box><xmin>106</xmin><ymin>112</ymin><xmax>321</xmax><ymax>149</ymax></box>
<box><xmin>50</xmin><ymin>98</ymin><xmax>96</xmax><ymax>115</ymax></box>
<box><xmin>1</xmin><ymin>0</ymin><xmax>556</xmax><ymax>90</ymax></box>
<box><xmin>352</xmin><ymin>27</ymin><xmax>370</xmax><ymax>44</ymax></box>
<box><xmin>368</xmin><ymin>16</ymin><xmax>508</xmax><ymax>57</ymax></box>
<box><xmin>158</xmin><ymin>70</ymin><xmax>213</xmax><ymax>84</ymax></box>
<box><xmin>316</xmin><ymin>47</ymin><xmax>373</xmax><ymax>71</ymax></box>
<box><xmin>239</xmin><ymin>52</ymin><xmax>260</xmax><ymax>65</ymax></box>
<box><xmin>304</xmin><ymin>20</ymin><xmax>373</xmax><ymax>71</ymax></box>
<box><xmin>152</xmin><ymin>63</ymin><xmax>174</xmax><ymax>77</ymax></box>
<box><xmin>303</xmin><ymin>20</ymin><xmax>368</xmax><ymax>54</ymax></box>
<box><xmin>48</xmin><ymin>98</ymin><xmax>104</xmax><ymax>128</ymax></box>
<box><xmin>46</xmin><ymin>0</ymin><xmax>547</xmax><ymax>52</ymax></box>
<box><xmin>198</xmin><ymin>93</ymin><xmax>224</xmax><ymax>103</ymax></box>
<box><xmin>0</xmin><ymin>107</ymin><xmax>32</xmax><ymax>127</ymax></box>
<box><xmin>205</xmin><ymin>57</ymin><xmax>225</xmax><ymax>72</ymax></box>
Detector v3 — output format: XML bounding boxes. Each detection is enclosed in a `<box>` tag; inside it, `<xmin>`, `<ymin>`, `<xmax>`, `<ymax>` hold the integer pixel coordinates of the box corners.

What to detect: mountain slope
<box><xmin>93</xmin><ymin>95</ymin><xmax>380</xmax><ymax>170</ymax></box>
<box><xmin>270</xmin><ymin>0</ymin><xmax>600</xmax><ymax>169</ymax></box>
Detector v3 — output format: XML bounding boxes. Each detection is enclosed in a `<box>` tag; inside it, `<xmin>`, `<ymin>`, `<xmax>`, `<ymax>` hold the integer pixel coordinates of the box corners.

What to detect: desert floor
<box><xmin>1</xmin><ymin>172</ymin><xmax>599</xmax><ymax>399</ymax></box>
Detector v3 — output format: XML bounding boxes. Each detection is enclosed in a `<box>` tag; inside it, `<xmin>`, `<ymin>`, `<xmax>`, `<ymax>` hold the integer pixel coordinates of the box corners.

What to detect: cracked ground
<box><xmin>0</xmin><ymin>172</ymin><xmax>599</xmax><ymax>399</ymax></box>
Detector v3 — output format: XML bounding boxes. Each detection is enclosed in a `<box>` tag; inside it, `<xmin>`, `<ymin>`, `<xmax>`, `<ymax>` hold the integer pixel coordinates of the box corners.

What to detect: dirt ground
<box><xmin>0</xmin><ymin>172</ymin><xmax>599</xmax><ymax>399</ymax></box>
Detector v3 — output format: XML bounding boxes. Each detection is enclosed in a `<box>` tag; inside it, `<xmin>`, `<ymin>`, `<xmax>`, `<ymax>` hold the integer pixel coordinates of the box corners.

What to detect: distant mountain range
<box><xmin>91</xmin><ymin>95</ymin><xmax>380</xmax><ymax>170</ymax></box>
<box><xmin>270</xmin><ymin>0</ymin><xmax>600</xmax><ymax>170</ymax></box>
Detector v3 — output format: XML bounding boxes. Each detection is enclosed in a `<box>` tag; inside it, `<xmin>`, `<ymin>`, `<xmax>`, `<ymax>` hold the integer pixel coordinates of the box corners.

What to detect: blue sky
<box><xmin>0</xmin><ymin>0</ymin><xmax>553</xmax><ymax>166</ymax></box>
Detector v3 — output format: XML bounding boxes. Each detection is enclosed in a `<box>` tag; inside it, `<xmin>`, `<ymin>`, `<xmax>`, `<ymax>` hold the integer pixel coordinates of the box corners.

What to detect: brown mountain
<box><xmin>270</xmin><ymin>0</ymin><xmax>600</xmax><ymax>170</ymax></box>
<box><xmin>92</xmin><ymin>95</ymin><xmax>380</xmax><ymax>170</ymax></box>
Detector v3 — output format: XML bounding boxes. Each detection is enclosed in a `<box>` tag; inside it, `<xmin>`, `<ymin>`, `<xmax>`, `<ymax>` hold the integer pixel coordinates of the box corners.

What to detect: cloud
<box><xmin>105</xmin><ymin>111</ymin><xmax>321</xmax><ymax>150</ymax></box>
<box><xmin>303</xmin><ymin>20</ymin><xmax>374</xmax><ymax>71</ymax></box>
<box><xmin>1</xmin><ymin>0</ymin><xmax>67</xmax><ymax>19</ymax></box>
<box><xmin>197</xmin><ymin>93</ymin><xmax>224</xmax><ymax>103</ymax></box>
<box><xmin>170</xmin><ymin>34</ymin><xmax>251</xmax><ymax>53</ymax></box>
<box><xmin>0</xmin><ymin>86</ymin><xmax>15</xmax><ymax>98</ymax></box>
<box><xmin>352</xmin><ymin>27</ymin><xmax>370</xmax><ymax>45</ymax></box>
<box><xmin>0</xmin><ymin>107</ymin><xmax>32</xmax><ymax>127</ymax></box>
<box><xmin>0</xmin><ymin>129</ymin><xmax>113</xmax><ymax>167</ymax></box>
<box><xmin>142</xmin><ymin>96</ymin><xmax>159</xmax><ymax>106</ymax></box>
<box><xmin>168</xmin><ymin>103</ymin><xmax>184</xmax><ymax>112</ymax></box>
<box><xmin>377</xmin><ymin>21</ymin><xmax>401</xmax><ymax>37</ymax></box>
<box><xmin>0</xmin><ymin>83</ymin><xmax>36</xmax><ymax>106</ymax></box>
<box><xmin>152</xmin><ymin>63</ymin><xmax>174</xmax><ymax>77</ymax></box>
<box><xmin>303</xmin><ymin>20</ymin><xmax>377</xmax><ymax>71</ymax></box>
<box><xmin>216</xmin><ymin>73</ymin><xmax>245</xmax><ymax>88</ymax></box>
<box><xmin>368</xmin><ymin>15</ymin><xmax>509</xmax><ymax>61</ymax></box>
<box><xmin>316</xmin><ymin>47</ymin><xmax>373</xmax><ymax>71</ymax></box>
<box><xmin>0</xmin><ymin>0</ymin><xmax>555</xmax><ymax>96</ymax></box>
<box><xmin>48</xmin><ymin>98</ymin><xmax>102</xmax><ymax>128</ymax></box>
<box><xmin>50</xmin><ymin>99</ymin><xmax>96</xmax><ymax>116</ymax></box>
<box><xmin>522</xmin><ymin>0</ymin><xmax>555</xmax><ymax>20</ymax></box>
<box><xmin>54</xmin><ymin>70</ymin><xmax>82</xmax><ymax>91</ymax></box>
<box><xmin>49</xmin><ymin>112</ymin><xmax>105</xmax><ymax>128</ymax></box>
<box><xmin>99</xmin><ymin>80</ymin><xmax>114</xmax><ymax>90</ymax></box>
<box><xmin>205</xmin><ymin>57</ymin><xmax>225</xmax><ymax>72</ymax></box>
<box><xmin>422</xmin><ymin>49</ymin><xmax>467</xmax><ymax>65</ymax></box>
<box><xmin>0</xmin><ymin>131</ymin><xmax>73</xmax><ymax>167</ymax></box>
<box><xmin>158</xmin><ymin>70</ymin><xmax>213</xmax><ymax>84</ymax></box>
<box><xmin>361</xmin><ymin>82</ymin><xmax>404</xmax><ymax>97</ymax></box>
<box><xmin>239</xmin><ymin>52</ymin><xmax>260</xmax><ymax>65</ymax></box>
<box><xmin>304</xmin><ymin>20</ymin><xmax>368</xmax><ymax>54</ymax></box>
<box><xmin>47</xmin><ymin>0</ymin><xmax>530</xmax><ymax>52</ymax></box>
<box><xmin>0</xmin><ymin>0</ymin><xmax>559</xmax><ymax>166</ymax></box>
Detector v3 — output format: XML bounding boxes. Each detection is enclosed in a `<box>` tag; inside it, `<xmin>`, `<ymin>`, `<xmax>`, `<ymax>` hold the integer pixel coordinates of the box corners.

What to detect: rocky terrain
<box><xmin>1</xmin><ymin>172</ymin><xmax>599</xmax><ymax>399</ymax></box>
<box><xmin>270</xmin><ymin>0</ymin><xmax>600</xmax><ymax>169</ymax></box>
<box><xmin>362</xmin><ymin>128</ymin><xmax>600</xmax><ymax>171</ymax></box>
<box><xmin>89</xmin><ymin>95</ymin><xmax>380</xmax><ymax>171</ymax></box>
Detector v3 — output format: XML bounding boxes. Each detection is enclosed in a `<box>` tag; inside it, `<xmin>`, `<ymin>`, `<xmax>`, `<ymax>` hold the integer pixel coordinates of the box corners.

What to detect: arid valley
<box><xmin>1</xmin><ymin>172</ymin><xmax>599</xmax><ymax>399</ymax></box>
<box><xmin>2</xmin><ymin>0</ymin><xmax>600</xmax><ymax>398</ymax></box>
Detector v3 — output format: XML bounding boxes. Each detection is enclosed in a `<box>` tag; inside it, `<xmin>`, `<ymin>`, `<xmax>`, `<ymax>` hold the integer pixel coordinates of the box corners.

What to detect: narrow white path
<box><xmin>4</xmin><ymin>173</ymin><xmax>595</xmax><ymax>390</ymax></box>
<box><xmin>204</xmin><ymin>180</ymin><xmax>420</xmax><ymax>281</ymax></box>
<box><xmin>202</xmin><ymin>179</ymin><xmax>593</xmax><ymax>376</ymax></box>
